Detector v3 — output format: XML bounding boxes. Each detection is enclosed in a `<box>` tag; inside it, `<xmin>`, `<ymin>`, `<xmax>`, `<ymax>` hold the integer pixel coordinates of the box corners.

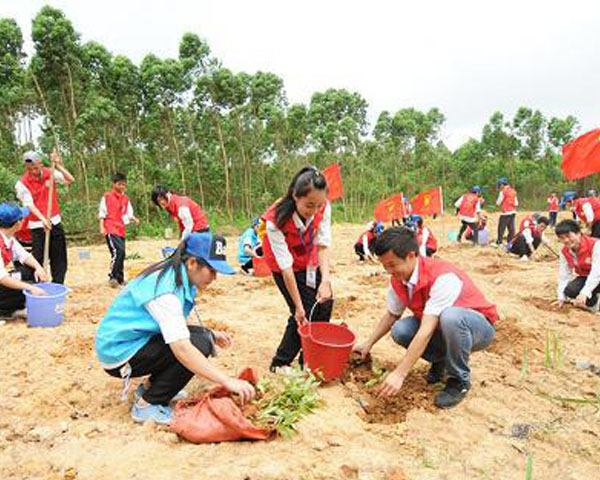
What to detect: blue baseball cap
<box><xmin>185</xmin><ymin>232</ymin><xmax>235</xmax><ymax>275</ymax></box>
<box><xmin>409</xmin><ymin>214</ymin><xmax>422</xmax><ymax>223</ymax></box>
<box><xmin>0</xmin><ymin>203</ymin><xmax>30</xmax><ymax>226</ymax></box>
<box><xmin>497</xmin><ymin>177</ymin><xmax>508</xmax><ymax>187</ymax></box>
<box><xmin>471</xmin><ymin>185</ymin><xmax>481</xmax><ymax>194</ymax></box>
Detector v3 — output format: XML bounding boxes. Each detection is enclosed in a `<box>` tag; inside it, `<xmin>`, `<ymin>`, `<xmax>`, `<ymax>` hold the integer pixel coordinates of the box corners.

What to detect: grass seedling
<box><xmin>525</xmin><ymin>453</ymin><xmax>533</xmax><ymax>480</ymax></box>
<box><xmin>520</xmin><ymin>345</ymin><xmax>529</xmax><ymax>382</ymax></box>
<box><xmin>537</xmin><ymin>392</ymin><xmax>600</xmax><ymax>414</ymax></box>
<box><xmin>543</xmin><ymin>331</ymin><xmax>563</xmax><ymax>370</ymax></box>
<box><xmin>364</xmin><ymin>363</ymin><xmax>388</xmax><ymax>389</ymax></box>
<box><xmin>125</xmin><ymin>251</ymin><xmax>142</xmax><ymax>260</ymax></box>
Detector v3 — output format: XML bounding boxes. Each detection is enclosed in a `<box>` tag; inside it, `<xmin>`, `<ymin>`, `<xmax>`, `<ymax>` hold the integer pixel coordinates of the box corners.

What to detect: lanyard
<box><xmin>298</xmin><ymin>222</ymin><xmax>316</xmax><ymax>266</ymax></box>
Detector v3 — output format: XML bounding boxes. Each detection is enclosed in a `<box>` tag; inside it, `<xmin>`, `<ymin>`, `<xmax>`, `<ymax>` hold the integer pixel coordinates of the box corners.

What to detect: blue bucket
<box><xmin>161</xmin><ymin>247</ymin><xmax>176</xmax><ymax>259</ymax></box>
<box><xmin>24</xmin><ymin>282</ymin><xmax>70</xmax><ymax>328</ymax></box>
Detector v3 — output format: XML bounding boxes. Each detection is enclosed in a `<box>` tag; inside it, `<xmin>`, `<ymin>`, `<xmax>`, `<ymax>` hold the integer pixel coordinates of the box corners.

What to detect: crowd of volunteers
<box><xmin>1</xmin><ymin>150</ymin><xmax>596</xmax><ymax>425</ymax></box>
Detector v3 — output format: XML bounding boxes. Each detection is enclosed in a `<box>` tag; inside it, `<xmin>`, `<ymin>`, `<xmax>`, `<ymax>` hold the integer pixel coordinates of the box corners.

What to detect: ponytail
<box><xmin>275</xmin><ymin>166</ymin><xmax>328</xmax><ymax>228</ymax></box>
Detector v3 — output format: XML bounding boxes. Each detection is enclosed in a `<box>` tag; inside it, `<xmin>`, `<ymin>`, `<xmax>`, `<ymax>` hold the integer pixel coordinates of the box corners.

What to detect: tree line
<box><xmin>0</xmin><ymin>6</ymin><xmax>581</xmax><ymax>236</ymax></box>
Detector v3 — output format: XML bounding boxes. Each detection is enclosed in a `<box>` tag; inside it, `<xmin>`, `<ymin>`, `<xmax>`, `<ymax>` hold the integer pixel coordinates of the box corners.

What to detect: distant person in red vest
<box><xmin>408</xmin><ymin>214</ymin><xmax>437</xmax><ymax>257</ymax></box>
<box><xmin>262</xmin><ymin>166</ymin><xmax>333</xmax><ymax>374</ymax></box>
<box><xmin>508</xmin><ymin>215</ymin><xmax>550</xmax><ymax>260</ymax></box>
<box><xmin>0</xmin><ymin>203</ymin><xmax>49</xmax><ymax>320</ymax></box>
<box><xmin>151</xmin><ymin>186</ymin><xmax>209</xmax><ymax>240</ymax></box>
<box><xmin>354</xmin><ymin>220</ymin><xmax>384</xmax><ymax>262</ymax></box>
<box><xmin>353</xmin><ymin>228</ymin><xmax>497</xmax><ymax>408</ymax></box>
<box><xmin>547</xmin><ymin>193</ymin><xmax>559</xmax><ymax>227</ymax></box>
<box><xmin>15</xmin><ymin>150</ymin><xmax>74</xmax><ymax>284</ymax></box>
<box><xmin>556</xmin><ymin>219</ymin><xmax>600</xmax><ymax>312</ymax></box>
<box><xmin>570</xmin><ymin>194</ymin><xmax>600</xmax><ymax>238</ymax></box>
<box><xmin>99</xmin><ymin>173</ymin><xmax>140</xmax><ymax>287</ymax></box>
<box><xmin>495</xmin><ymin>177</ymin><xmax>518</xmax><ymax>246</ymax></box>
<box><xmin>454</xmin><ymin>186</ymin><xmax>482</xmax><ymax>245</ymax></box>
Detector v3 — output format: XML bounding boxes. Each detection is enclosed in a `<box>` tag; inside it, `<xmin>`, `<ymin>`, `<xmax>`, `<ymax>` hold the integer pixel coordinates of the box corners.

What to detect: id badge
<box><xmin>306</xmin><ymin>265</ymin><xmax>317</xmax><ymax>289</ymax></box>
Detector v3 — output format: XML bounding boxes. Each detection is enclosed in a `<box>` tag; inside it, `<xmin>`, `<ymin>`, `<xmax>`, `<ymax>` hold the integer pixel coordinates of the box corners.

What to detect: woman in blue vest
<box><xmin>95</xmin><ymin>231</ymin><xmax>255</xmax><ymax>424</ymax></box>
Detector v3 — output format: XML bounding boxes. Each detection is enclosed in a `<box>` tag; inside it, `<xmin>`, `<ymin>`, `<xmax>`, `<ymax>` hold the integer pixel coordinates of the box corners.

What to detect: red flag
<box><xmin>562</xmin><ymin>128</ymin><xmax>600</xmax><ymax>181</ymax></box>
<box><xmin>411</xmin><ymin>187</ymin><xmax>443</xmax><ymax>216</ymax></box>
<box><xmin>323</xmin><ymin>163</ymin><xmax>344</xmax><ymax>201</ymax></box>
<box><xmin>374</xmin><ymin>193</ymin><xmax>405</xmax><ymax>222</ymax></box>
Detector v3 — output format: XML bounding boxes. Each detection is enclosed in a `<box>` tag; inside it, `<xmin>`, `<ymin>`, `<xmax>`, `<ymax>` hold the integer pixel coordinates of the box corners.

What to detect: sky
<box><xmin>2</xmin><ymin>0</ymin><xmax>599</xmax><ymax>150</ymax></box>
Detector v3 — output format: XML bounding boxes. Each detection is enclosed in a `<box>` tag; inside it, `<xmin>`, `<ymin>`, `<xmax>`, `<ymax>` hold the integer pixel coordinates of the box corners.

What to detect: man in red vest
<box><xmin>353</xmin><ymin>227</ymin><xmax>497</xmax><ymax>408</ymax></box>
<box><xmin>455</xmin><ymin>186</ymin><xmax>482</xmax><ymax>244</ymax></box>
<box><xmin>99</xmin><ymin>173</ymin><xmax>140</xmax><ymax>287</ymax></box>
<box><xmin>547</xmin><ymin>192</ymin><xmax>559</xmax><ymax>227</ymax></box>
<box><xmin>571</xmin><ymin>195</ymin><xmax>600</xmax><ymax>238</ymax></box>
<box><xmin>508</xmin><ymin>215</ymin><xmax>550</xmax><ymax>260</ymax></box>
<box><xmin>495</xmin><ymin>177</ymin><xmax>518</xmax><ymax>246</ymax></box>
<box><xmin>151</xmin><ymin>186</ymin><xmax>209</xmax><ymax>240</ymax></box>
<box><xmin>556</xmin><ymin>219</ymin><xmax>600</xmax><ymax>311</ymax></box>
<box><xmin>15</xmin><ymin>150</ymin><xmax>74</xmax><ymax>284</ymax></box>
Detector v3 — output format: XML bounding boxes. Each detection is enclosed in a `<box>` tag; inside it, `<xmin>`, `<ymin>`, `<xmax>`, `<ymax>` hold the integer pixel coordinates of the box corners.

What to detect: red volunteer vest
<box><xmin>355</xmin><ymin>230</ymin><xmax>376</xmax><ymax>248</ymax></box>
<box><xmin>500</xmin><ymin>186</ymin><xmax>517</xmax><ymax>213</ymax></box>
<box><xmin>166</xmin><ymin>194</ymin><xmax>209</xmax><ymax>233</ymax></box>
<box><xmin>548</xmin><ymin>196</ymin><xmax>559</xmax><ymax>212</ymax></box>
<box><xmin>418</xmin><ymin>227</ymin><xmax>438</xmax><ymax>252</ymax></box>
<box><xmin>574</xmin><ymin>198</ymin><xmax>600</xmax><ymax>224</ymax></box>
<box><xmin>15</xmin><ymin>218</ymin><xmax>31</xmax><ymax>243</ymax></box>
<box><xmin>0</xmin><ymin>235</ymin><xmax>12</xmax><ymax>266</ymax></box>
<box><xmin>391</xmin><ymin>257</ymin><xmax>498</xmax><ymax>324</ymax></box>
<box><xmin>103</xmin><ymin>191</ymin><xmax>130</xmax><ymax>237</ymax></box>
<box><xmin>562</xmin><ymin>235</ymin><xmax>598</xmax><ymax>277</ymax></box>
<box><xmin>519</xmin><ymin>216</ymin><xmax>534</xmax><ymax>233</ymax></box>
<box><xmin>262</xmin><ymin>201</ymin><xmax>327</xmax><ymax>273</ymax></box>
<box><xmin>20</xmin><ymin>168</ymin><xmax>61</xmax><ymax>224</ymax></box>
<box><xmin>459</xmin><ymin>193</ymin><xmax>479</xmax><ymax>217</ymax></box>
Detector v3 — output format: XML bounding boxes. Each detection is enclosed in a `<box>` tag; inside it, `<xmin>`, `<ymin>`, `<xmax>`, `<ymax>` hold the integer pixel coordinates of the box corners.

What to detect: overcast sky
<box><xmin>3</xmin><ymin>0</ymin><xmax>599</xmax><ymax>150</ymax></box>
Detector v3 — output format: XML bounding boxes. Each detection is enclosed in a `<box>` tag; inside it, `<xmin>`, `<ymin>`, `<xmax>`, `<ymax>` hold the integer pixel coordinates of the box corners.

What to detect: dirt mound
<box><xmin>528</xmin><ymin>296</ymin><xmax>569</xmax><ymax>313</ymax></box>
<box><xmin>342</xmin><ymin>358</ymin><xmax>437</xmax><ymax>424</ymax></box>
<box><xmin>353</xmin><ymin>271</ymin><xmax>388</xmax><ymax>288</ymax></box>
<box><xmin>333</xmin><ymin>295</ymin><xmax>368</xmax><ymax>318</ymax></box>
<box><xmin>476</xmin><ymin>262</ymin><xmax>527</xmax><ymax>274</ymax></box>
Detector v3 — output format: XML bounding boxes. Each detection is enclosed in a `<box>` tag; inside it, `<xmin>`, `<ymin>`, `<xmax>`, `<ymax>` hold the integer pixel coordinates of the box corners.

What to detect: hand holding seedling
<box><xmin>224</xmin><ymin>378</ymin><xmax>255</xmax><ymax>404</ymax></box>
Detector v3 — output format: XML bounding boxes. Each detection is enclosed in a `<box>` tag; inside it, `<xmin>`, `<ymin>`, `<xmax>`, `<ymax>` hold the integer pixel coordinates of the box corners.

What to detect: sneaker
<box><xmin>269</xmin><ymin>365</ymin><xmax>295</xmax><ymax>376</ymax></box>
<box><xmin>586</xmin><ymin>296</ymin><xmax>600</xmax><ymax>313</ymax></box>
<box><xmin>133</xmin><ymin>383</ymin><xmax>188</xmax><ymax>403</ymax></box>
<box><xmin>108</xmin><ymin>278</ymin><xmax>120</xmax><ymax>288</ymax></box>
<box><xmin>425</xmin><ymin>361</ymin><xmax>446</xmax><ymax>384</ymax></box>
<box><xmin>239</xmin><ymin>268</ymin><xmax>251</xmax><ymax>277</ymax></box>
<box><xmin>434</xmin><ymin>378</ymin><xmax>471</xmax><ymax>409</ymax></box>
<box><xmin>490</xmin><ymin>243</ymin><xmax>499</xmax><ymax>249</ymax></box>
<box><xmin>131</xmin><ymin>402</ymin><xmax>173</xmax><ymax>424</ymax></box>
<box><xmin>11</xmin><ymin>309</ymin><xmax>27</xmax><ymax>319</ymax></box>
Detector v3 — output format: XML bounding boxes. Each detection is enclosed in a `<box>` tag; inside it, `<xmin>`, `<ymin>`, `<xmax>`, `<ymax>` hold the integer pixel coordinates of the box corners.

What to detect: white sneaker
<box><xmin>11</xmin><ymin>309</ymin><xmax>27</xmax><ymax>319</ymax></box>
<box><xmin>271</xmin><ymin>366</ymin><xmax>295</xmax><ymax>376</ymax></box>
<box><xmin>490</xmin><ymin>243</ymin><xmax>499</xmax><ymax>249</ymax></box>
<box><xmin>520</xmin><ymin>255</ymin><xmax>529</xmax><ymax>262</ymax></box>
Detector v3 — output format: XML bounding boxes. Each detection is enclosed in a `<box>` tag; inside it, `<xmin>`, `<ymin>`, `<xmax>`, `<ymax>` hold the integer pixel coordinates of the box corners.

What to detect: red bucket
<box><xmin>299</xmin><ymin>322</ymin><xmax>356</xmax><ymax>382</ymax></box>
<box><xmin>253</xmin><ymin>256</ymin><xmax>271</xmax><ymax>277</ymax></box>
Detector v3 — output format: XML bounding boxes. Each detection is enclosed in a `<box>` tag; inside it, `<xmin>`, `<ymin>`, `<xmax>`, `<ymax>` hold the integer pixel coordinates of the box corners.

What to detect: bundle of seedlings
<box><xmin>239</xmin><ymin>369</ymin><xmax>322</xmax><ymax>438</ymax></box>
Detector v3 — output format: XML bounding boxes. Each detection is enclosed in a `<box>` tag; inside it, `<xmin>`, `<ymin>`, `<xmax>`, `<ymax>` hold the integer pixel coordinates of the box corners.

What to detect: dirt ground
<box><xmin>1</xmin><ymin>212</ymin><xmax>599</xmax><ymax>480</ymax></box>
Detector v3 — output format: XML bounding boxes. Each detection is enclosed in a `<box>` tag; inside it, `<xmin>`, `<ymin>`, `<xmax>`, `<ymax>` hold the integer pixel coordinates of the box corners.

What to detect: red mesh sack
<box><xmin>170</xmin><ymin>368</ymin><xmax>273</xmax><ymax>443</ymax></box>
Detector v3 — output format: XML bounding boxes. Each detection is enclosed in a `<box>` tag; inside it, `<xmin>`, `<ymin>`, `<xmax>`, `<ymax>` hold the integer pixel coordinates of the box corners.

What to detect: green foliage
<box><xmin>0</xmin><ymin>7</ymin><xmax>584</xmax><ymax>239</ymax></box>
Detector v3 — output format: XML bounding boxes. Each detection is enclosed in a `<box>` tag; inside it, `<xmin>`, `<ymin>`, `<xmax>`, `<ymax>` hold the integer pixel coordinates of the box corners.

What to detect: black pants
<box><xmin>591</xmin><ymin>222</ymin><xmax>600</xmax><ymax>239</ymax></box>
<box><xmin>458</xmin><ymin>220</ymin><xmax>478</xmax><ymax>244</ymax></box>
<box><xmin>105</xmin><ymin>326</ymin><xmax>215</xmax><ymax>405</ymax></box>
<box><xmin>0</xmin><ymin>265</ymin><xmax>34</xmax><ymax>315</ymax></box>
<box><xmin>270</xmin><ymin>270</ymin><xmax>333</xmax><ymax>369</ymax></box>
<box><xmin>31</xmin><ymin>224</ymin><xmax>68</xmax><ymax>284</ymax></box>
<box><xmin>509</xmin><ymin>235</ymin><xmax>541</xmax><ymax>257</ymax></box>
<box><xmin>425</xmin><ymin>247</ymin><xmax>436</xmax><ymax>257</ymax></box>
<box><xmin>106</xmin><ymin>234</ymin><xmax>126</xmax><ymax>284</ymax></box>
<box><xmin>549</xmin><ymin>211</ymin><xmax>558</xmax><ymax>227</ymax></box>
<box><xmin>564</xmin><ymin>276</ymin><xmax>600</xmax><ymax>307</ymax></box>
<box><xmin>496</xmin><ymin>214</ymin><xmax>516</xmax><ymax>245</ymax></box>
<box><xmin>355</xmin><ymin>243</ymin><xmax>367</xmax><ymax>261</ymax></box>
<box><xmin>241</xmin><ymin>258</ymin><xmax>254</xmax><ymax>273</ymax></box>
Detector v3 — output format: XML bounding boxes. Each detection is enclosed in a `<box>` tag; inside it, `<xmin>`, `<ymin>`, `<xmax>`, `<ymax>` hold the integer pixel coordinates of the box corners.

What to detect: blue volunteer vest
<box><xmin>95</xmin><ymin>265</ymin><xmax>197</xmax><ymax>368</ymax></box>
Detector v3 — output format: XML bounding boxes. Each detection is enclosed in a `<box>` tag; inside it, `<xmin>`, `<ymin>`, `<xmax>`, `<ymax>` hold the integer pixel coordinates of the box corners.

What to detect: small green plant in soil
<box><xmin>125</xmin><ymin>251</ymin><xmax>143</xmax><ymax>261</ymax></box>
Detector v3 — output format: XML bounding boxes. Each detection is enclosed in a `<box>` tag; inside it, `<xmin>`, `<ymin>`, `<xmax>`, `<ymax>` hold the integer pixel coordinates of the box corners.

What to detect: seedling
<box><xmin>543</xmin><ymin>331</ymin><xmax>563</xmax><ymax>370</ymax></box>
<box><xmin>519</xmin><ymin>345</ymin><xmax>529</xmax><ymax>382</ymax></box>
<box><xmin>525</xmin><ymin>453</ymin><xmax>533</xmax><ymax>480</ymax></box>
<box><xmin>125</xmin><ymin>251</ymin><xmax>143</xmax><ymax>260</ymax></box>
<box><xmin>250</xmin><ymin>369</ymin><xmax>322</xmax><ymax>438</ymax></box>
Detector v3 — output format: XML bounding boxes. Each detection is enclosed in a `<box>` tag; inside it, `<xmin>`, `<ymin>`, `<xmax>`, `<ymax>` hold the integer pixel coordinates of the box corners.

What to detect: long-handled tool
<box><xmin>31</xmin><ymin>72</ymin><xmax>60</xmax><ymax>272</ymax></box>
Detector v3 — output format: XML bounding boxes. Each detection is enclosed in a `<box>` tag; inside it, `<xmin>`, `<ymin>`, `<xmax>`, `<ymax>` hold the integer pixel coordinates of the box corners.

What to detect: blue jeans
<box><xmin>390</xmin><ymin>307</ymin><xmax>496</xmax><ymax>383</ymax></box>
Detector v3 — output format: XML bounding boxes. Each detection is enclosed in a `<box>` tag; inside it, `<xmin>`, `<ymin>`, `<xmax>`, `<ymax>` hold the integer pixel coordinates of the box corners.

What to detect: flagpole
<box><xmin>439</xmin><ymin>186</ymin><xmax>445</xmax><ymax>247</ymax></box>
